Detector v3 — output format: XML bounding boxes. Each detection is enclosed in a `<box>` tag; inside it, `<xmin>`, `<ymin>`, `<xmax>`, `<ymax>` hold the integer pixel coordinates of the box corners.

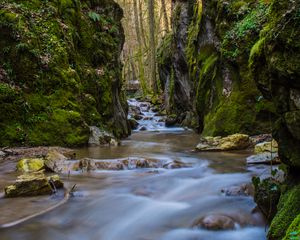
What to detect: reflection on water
<box><xmin>0</xmin><ymin>131</ymin><xmax>267</xmax><ymax>240</ymax></box>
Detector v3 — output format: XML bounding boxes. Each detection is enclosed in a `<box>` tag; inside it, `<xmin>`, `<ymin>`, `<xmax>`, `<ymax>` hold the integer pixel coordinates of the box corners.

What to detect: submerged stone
<box><xmin>193</xmin><ymin>214</ymin><xmax>236</xmax><ymax>230</ymax></box>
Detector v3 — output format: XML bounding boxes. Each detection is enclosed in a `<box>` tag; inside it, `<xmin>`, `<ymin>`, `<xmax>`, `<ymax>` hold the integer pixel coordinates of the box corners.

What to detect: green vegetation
<box><xmin>268</xmin><ymin>185</ymin><xmax>300</xmax><ymax>240</ymax></box>
<box><xmin>0</xmin><ymin>0</ymin><xmax>129</xmax><ymax>146</ymax></box>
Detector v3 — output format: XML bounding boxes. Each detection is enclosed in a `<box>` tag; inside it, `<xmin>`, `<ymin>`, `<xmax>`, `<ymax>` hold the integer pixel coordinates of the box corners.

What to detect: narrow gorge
<box><xmin>0</xmin><ymin>0</ymin><xmax>300</xmax><ymax>239</ymax></box>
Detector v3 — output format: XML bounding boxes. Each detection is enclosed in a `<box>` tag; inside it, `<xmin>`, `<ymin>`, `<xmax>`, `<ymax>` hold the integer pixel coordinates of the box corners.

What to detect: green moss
<box><xmin>268</xmin><ymin>185</ymin><xmax>300</xmax><ymax>240</ymax></box>
<box><xmin>16</xmin><ymin>158</ymin><xmax>45</xmax><ymax>173</ymax></box>
<box><xmin>284</xmin><ymin>214</ymin><xmax>300</xmax><ymax>240</ymax></box>
<box><xmin>0</xmin><ymin>0</ymin><xmax>127</xmax><ymax>147</ymax></box>
<box><xmin>249</xmin><ymin>37</ymin><xmax>266</xmax><ymax>67</ymax></box>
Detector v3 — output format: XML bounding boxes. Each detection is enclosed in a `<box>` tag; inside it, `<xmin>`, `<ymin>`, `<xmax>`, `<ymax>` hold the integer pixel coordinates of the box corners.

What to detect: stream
<box><xmin>0</xmin><ymin>99</ymin><xmax>269</xmax><ymax>240</ymax></box>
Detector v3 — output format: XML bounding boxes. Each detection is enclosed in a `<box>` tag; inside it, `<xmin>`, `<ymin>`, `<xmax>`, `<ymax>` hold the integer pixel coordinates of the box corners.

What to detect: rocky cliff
<box><xmin>250</xmin><ymin>1</ymin><xmax>300</xmax><ymax>239</ymax></box>
<box><xmin>0</xmin><ymin>0</ymin><xmax>130</xmax><ymax>146</ymax></box>
<box><xmin>158</xmin><ymin>0</ymin><xmax>300</xmax><ymax>239</ymax></box>
<box><xmin>158</xmin><ymin>0</ymin><xmax>277</xmax><ymax>135</ymax></box>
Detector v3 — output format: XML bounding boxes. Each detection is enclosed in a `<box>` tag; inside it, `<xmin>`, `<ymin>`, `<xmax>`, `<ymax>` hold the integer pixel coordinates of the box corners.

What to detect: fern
<box><xmin>88</xmin><ymin>11</ymin><xmax>100</xmax><ymax>22</ymax></box>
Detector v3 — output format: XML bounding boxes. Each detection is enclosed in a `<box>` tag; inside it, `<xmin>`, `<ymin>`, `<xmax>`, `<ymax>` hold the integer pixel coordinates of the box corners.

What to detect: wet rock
<box><xmin>128</xmin><ymin>118</ymin><xmax>139</xmax><ymax>130</ymax></box>
<box><xmin>143</xmin><ymin>116</ymin><xmax>153</xmax><ymax>121</ymax></box>
<box><xmin>139</xmin><ymin>126</ymin><xmax>147</xmax><ymax>131</ymax></box>
<box><xmin>196</xmin><ymin>134</ymin><xmax>251</xmax><ymax>151</ymax></box>
<box><xmin>89</xmin><ymin>126</ymin><xmax>119</xmax><ymax>146</ymax></box>
<box><xmin>221</xmin><ymin>184</ymin><xmax>254</xmax><ymax>197</ymax></box>
<box><xmin>253</xmin><ymin>177</ymin><xmax>281</xmax><ymax>221</ymax></box>
<box><xmin>254</xmin><ymin>140</ymin><xmax>278</xmax><ymax>154</ymax></box>
<box><xmin>4</xmin><ymin>173</ymin><xmax>63</xmax><ymax>198</ymax></box>
<box><xmin>79</xmin><ymin>158</ymin><xmax>97</xmax><ymax>171</ymax></box>
<box><xmin>250</xmin><ymin>134</ymin><xmax>273</xmax><ymax>145</ymax></box>
<box><xmin>151</xmin><ymin>106</ymin><xmax>159</xmax><ymax>112</ymax></box>
<box><xmin>44</xmin><ymin>149</ymin><xmax>69</xmax><ymax>173</ymax></box>
<box><xmin>193</xmin><ymin>214</ymin><xmax>236</xmax><ymax>230</ymax></box>
<box><xmin>16</xmin><ymin>158</ymin><xmax>45</xmax><ymax>173</ymax></box>
<box><xmin>0</xmin><ymin>150</ymin><xmax>6</xmax><ymax>157</ymax></box>
<box><xmin>163</xmin><ymin>160</ymin><xmax>192</xmax><ymax>169</ymax></box>
<box><xmin>77</xmin><ymin>157</ymin><xmax>190</xmax><ymax>171</ymax></box>
<box><xmin>247</xmin><ymin>152</ymin><xmax>281</xmax><ymax>165</ymax></box>
<box><xmin>165</xmin><ymin>116</ymin><xmax>178</xmax><ymax>127</ymax></box>
<box><xmin>133</xmin><ymin>114</ymin><xmax>143</xmax><ymax>120</ymax></box>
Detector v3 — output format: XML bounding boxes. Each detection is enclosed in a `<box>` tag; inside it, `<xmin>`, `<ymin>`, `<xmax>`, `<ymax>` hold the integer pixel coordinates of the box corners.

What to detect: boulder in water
<box><xmin>254</xmin><ymin>140</ymin><xmax>278</xmax><ymax>153</ymax></box>
<box><xmin>16</xmin><ymin>158</ymin><xmax>45</xmax><ymax>173</ymax></box>
<box><xmin>44</xmin><ymin>149</ymin><xmax>69</xmax><ymax>173</ymax></box>
<box><xmin>89</xmin><ymin>126</ymin><xmax>119</xmax><ymax>146</ymax></box>
<box><xmin>247</xmin><ymin>152</ymin><xmax>280</xmax><ymax>165</ymax></box>
<box><xmin>77</xmin><ymin>157</ymin><xmax>190</xmax><ymax>172</ymax></box>
<box><xmin>165</xmin><ymin>116</ymin><xmax>178</xmax><ymax>127</ymax></box>
<box><xmin>221</xmin><ymin>184</ymin><xmax>254</xmax><ymax>197</ymax></box>
<box><xmin>196</xmin><ymin>134</ymin><xmax>251</xmax><ymax>151</ymax></box>
<box><xmin>133</xmin><ymin>114</ymin><xmax>143</xmax><ymax>120</ymax></box>
<box><xmin>4</xmin><ymin>173</ymin><xmax>63</xmax><ymax>198</ymax></box>
<box><xmin>0</xmin><ymin>150</ymin><xmax>6</xmax><ymax>157</ymax></box>
<box><xmin>193</xmin><ymin>214</ymin><xmax>236</xmax><ymax>230</ymax></box>
<box><xmin>128</xmin><ymin>118</ymin><xmax>139</xmax><ymax>130</ymax></box>
<box><xmin>139</xmin><ymin>126</ymin><xmax>147</xmax><ymax>131</ymax></box>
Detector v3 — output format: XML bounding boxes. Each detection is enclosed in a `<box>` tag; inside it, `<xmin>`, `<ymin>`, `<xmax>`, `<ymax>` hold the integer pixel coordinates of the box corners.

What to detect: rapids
<box><xmin>0</xmin><ymin>100</ymin><xmax>269</xmax><ymax>240</ymax></box>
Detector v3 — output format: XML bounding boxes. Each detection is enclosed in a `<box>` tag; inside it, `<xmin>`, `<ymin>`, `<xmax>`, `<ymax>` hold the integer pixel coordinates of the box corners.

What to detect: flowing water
<box><xmin>0</xmin><ymin>100</ymin><xmax>269</xmax><ymax>240</ymax></box>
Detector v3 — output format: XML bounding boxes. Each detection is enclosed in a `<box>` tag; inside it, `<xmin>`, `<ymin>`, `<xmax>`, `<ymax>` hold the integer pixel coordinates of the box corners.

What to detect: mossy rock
<box><xmin>4</xmin><ymin>173</ymin><xmax>63</xmax><ymax>198</ymax></box>
<box><xmin>16</xmin><ymin>158</ymin><xmax>45</xmax><ymax>173</ymax></box>
<box><xmin>268</xmin><ymin>184</ymin><xmax>300</xmax><ymax>240</ymax></box>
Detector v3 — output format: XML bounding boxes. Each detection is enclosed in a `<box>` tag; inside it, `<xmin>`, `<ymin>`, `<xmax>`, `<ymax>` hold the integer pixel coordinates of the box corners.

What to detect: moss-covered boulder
<box><xmin>196</xmin><ymin>134</ymin><xmax>251</xmax><ymax>151</ymax></box>
<box><xmin>16</xmin><ymin>158</ymin><xmax>45</xmax><ymax>173</ymax></box>
<box><xmin>255</xmin><ymin>140</ymin><xmax>278</xmax><ymax>154</ymax></box>
<box><xmin>4</xmin><ymin>173</ymin><xmax>63</xmax><ymax>197</ymax></box>
<box><xmin>0</xmin><ymin>0</ymin><xmax>130</xmax><ymax>147</ymax></box>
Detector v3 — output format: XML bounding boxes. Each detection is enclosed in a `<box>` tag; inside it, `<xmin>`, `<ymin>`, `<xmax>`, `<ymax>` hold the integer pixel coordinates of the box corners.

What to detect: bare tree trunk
<box><xmin>147</xmin><ymin>0</ymin><xmax>158</xmax><ymax>93</ymax></box>
<box><xmin>138</xmin><ymin>0</ymin><xmax>148</xmax><ymax>48</ymax></box>
<box><xmin>133</xmin><ymin>0</ymin><xmax>147</xmax><ymax>94</ymax></box>
<box><xmin>161</xmin><ymin>0</ymin><xmax>169</xmax><ymax>33</ymax></box>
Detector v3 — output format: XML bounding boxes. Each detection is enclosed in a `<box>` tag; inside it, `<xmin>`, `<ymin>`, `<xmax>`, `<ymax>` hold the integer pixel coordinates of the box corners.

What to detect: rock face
<box><xmin>4</xmin><ymin>173</ymin><xmax>63</xmax><ymax>198</ymax></box>
<box><xmin>249</xmin><ymin>0</ymin><xmax>300</xmax><ymax>172</ymax></box>
<box><xmin>0</xmin><ymin>0</ymin><xmax>130</xmax><ymax>147</ymax></box>
<box><xmin>196</xmin><ymin>134</ymin><xmax>251</xmax><ymax>151</ymax></box>
<box><xmin>157</xmin><ymin>0</ymin><xmax>276</xmax><ymax>135</ymax></box>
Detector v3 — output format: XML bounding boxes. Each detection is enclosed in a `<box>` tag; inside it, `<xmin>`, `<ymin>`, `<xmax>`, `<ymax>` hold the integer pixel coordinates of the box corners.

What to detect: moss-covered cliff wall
<box><xmin>158</xmin><ymin>0</ymin><xmax>300</xmax><ymax>239</ymax></box>
<box><xmin>250</xmin><ymin>0</ymin><xmax>300</xmax><ymax>239</ymax></box>
<box><xmin>0</xmin><ymin>0</ymin><xmax>130</xmax><ymax>146</ymax></box>
<box><xmin>158</xmin><ymin>0</ymin><xmax>277</xmax><ymax>135</ymax></box>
